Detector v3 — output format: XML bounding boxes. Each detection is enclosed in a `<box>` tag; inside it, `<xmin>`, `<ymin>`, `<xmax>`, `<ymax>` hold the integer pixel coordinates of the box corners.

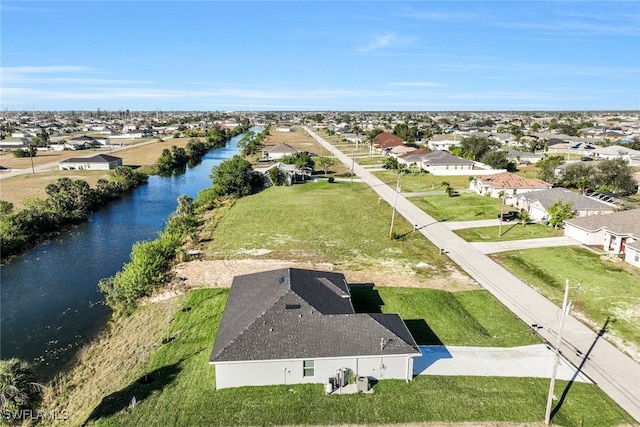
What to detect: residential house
<box><xmin>264</xmin><ymin>143</ymin><xmax>299</xmax><ymax>160</ymax></box>
<box><xmin>0</xmin><ymin>137</ymin><xmax>30</xmax><ymax>151</ymax></box>
<box><xmin>388</xmin><ymin>145</ymin><xmax>418</xmax><ymax>157</ymax></box>
<box><xmin>470</xmin><ymin>172</ymin><xmax>551</xmax><ymax>200</ymax></box>
<box><xmin>421</xmin><ymin>150</ymin><xmax>475</xmax><ymax>173</ymax></box>
<box><xmin>563</xmin><ymin>209</ymin><xmax>640</xmax><ymax>259</ymax></box>
<box><xmin>593</xmin><ymin>145</ymin><xmax>640</xmax><ymax>166</ymax></box>
<box><xmin>396</xmin><ymin>149</ymin><xmax>432</xmax><ymax>166</ymax></box>
<box><xmin>210</xmin><ymin>268</ymin><xmax>420</xmax><ymax>389</ymax></box>
<box><xmin>373</xmin><ymin>132</ymin><xmax>404</xmax><ymax>154</ymax></box>
<box><xmin>504</xmin><ymin>149</ymin><xmax>542</xmax><ymax>165</ymax></box>
<box><xmin>624</xmin><ymin>240</ymin><xmax>640</xmax><ymax>269</ymax></box>
<box><xmin>427</xmin><ymin>134</ymin><xmax>462</xmax><ymax>151</ymax></box>
<box><xmin>513</xmin><ymin>187</ymin><xmax>617</xmax><ymax>222</ymax></box>
<box><xmin>58</xmin><ymin>154</ymin><xmax>123</xmax><ymax>171</ymax></box>
<box><xmin>275</xmin><ymin>125</ymin><xmax>292</xmax><ymax>133</ymax></box>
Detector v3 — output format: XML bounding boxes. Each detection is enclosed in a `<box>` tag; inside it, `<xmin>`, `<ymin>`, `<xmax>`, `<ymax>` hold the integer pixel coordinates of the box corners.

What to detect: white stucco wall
<box><xmin>624</xmin><ymin>247</ymin><xmax>640</xmax><ymax>268</ymax></box>
<box><xmin>563</xmin><ymin>224</ymin><xmax>604</xmax><ymax>245</ymax></box>
<box><xmin>213</xmin><ymin>354</ymin><xmax>414</xmax><ymax>389</ymax></box>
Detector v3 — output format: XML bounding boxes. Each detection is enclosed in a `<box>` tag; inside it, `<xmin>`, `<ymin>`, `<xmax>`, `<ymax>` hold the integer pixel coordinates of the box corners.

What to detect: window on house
<box><xmin>303</xmin><ymin>360</ymin><xmax>314</xmax><ymax>377</ymax></box>
<box><xmin>635</xmin><ymin>252</ymin><xmax>639</xmax><ymax>262</ymax></box>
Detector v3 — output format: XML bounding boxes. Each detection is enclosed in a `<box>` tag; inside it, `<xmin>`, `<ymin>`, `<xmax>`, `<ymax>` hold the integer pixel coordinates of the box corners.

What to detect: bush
<box><xmin>328</xmin><ymin>177</ymin><xmax>335</xmax><ymax>183</ymax></box>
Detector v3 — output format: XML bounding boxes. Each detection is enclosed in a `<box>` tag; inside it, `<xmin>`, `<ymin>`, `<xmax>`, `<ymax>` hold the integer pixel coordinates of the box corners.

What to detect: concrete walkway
<box><xmin>415</xmin><ymin>344</ymin><xmax>590</xmax><ymax>382</ymax></box>
<box><xmin>304</xmin><ymin>127</ymin><xmax>640</xmax><ymax>422</ymax></box>
<box><xmin>471</xmin><ymin>236</ymin><xmax>580</xmax><ymax>254</ymax></box>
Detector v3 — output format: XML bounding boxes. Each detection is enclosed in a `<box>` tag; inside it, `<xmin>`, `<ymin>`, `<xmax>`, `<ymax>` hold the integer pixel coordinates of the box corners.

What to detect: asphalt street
<box><xmin>305</xmin><ymin>126</ymin><xmax>640</xmax><ymax>423</ymax></box>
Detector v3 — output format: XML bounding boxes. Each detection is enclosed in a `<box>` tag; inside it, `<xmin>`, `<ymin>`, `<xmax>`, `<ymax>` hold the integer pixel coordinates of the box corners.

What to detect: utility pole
<box><xmin>350</xmin><ymin>148</ymin><xmax>355</xmax><ymax>190</ymax></box>
<box><xmin>389</xmin><ymin>176</ymin><xmax>400</xmax><ymax>239</ymax></box>
<box><xmin>544</xmin><ymin>279</ymin><xmax>574</xmax><ymax>426</ymax></box>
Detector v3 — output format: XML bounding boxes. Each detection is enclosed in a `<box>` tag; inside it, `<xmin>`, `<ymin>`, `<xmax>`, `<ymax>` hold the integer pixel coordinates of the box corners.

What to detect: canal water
<box><xmin>0</xmin><ymin>130</ymin><xmax>253</xmax><ymax>378</ymax></box>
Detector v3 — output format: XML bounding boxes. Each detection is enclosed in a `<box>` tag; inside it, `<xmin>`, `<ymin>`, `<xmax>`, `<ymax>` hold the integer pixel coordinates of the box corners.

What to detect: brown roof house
<box><xmin>210</xmin><ymin>268</ymin><xmax>420</xmax><ymax>389</ymax></box>
<box><xmin>563</xmin><ymin>209</ymin><xmax>640</xmax><ymax>265</ymax></box>
<box><xmin>470</xmin><ymin>172</ymin><xmax>550</xmax><ymax>201</ymax></box>
<box><xmin>373</xmin><ymin>132</ymin><xmax>405</xmax><ymax>154</ymax></box>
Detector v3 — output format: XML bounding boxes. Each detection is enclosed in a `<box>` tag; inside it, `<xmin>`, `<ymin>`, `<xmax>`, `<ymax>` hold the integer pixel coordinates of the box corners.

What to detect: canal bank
<box><xmin>0</xmin><ymin>129</ymin><xmax>259</xmax><ymax>378</ymax></box>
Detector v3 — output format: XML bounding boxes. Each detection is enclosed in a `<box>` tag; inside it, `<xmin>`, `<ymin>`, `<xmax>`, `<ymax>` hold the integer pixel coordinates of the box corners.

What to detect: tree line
<box><xmin>0</xmin><ymin>167</ymin><xmax>147</xmax><ymax>259</ymax></box>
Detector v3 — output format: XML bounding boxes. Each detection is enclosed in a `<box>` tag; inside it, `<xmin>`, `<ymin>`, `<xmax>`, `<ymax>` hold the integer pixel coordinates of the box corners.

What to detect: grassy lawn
<box><xmin>350</xmin><ymin>286</ymin><xmax>540</xmax><ymax>347</ymax></box>
<box><xmin>455</xmin><ymin>223</ymin><xmax>565</xmax><ymax>242</ymax></box>
<box><xmin>372</xmin><ymin>169</ymin><xmax>471</xmax><ymax>194</ymax></box>
<box><xmin>410</xmin><ymin>193</ymin><xmax>503</xmax><ymax>221</ymax></box>
<box><xmin>204</xmin><ymin>180</ymin><xmax>454</xmax><ymax>276</ymax></box>
<box><xmin>491</xmin><ymin>247</ymin><xmax>640</xmax><ymax>351</ymax></box>
<box><xmin>81</xmin><ymin>289</ymin><xmax>632</xmax><ymax>426</ymax></box>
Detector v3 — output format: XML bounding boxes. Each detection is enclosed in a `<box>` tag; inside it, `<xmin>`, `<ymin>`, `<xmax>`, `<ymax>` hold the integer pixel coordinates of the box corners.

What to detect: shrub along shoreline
<box><xmin>0</xmin><ymin>125</ymin><xmax>249</xmax><ymax>261</ymax></box>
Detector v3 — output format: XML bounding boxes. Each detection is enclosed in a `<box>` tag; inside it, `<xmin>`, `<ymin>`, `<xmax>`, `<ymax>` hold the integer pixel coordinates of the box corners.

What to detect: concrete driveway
<box><xmin>414</xmin><ymin>344</ymin><xmax>590</xmax><ymax>382</ymax></box>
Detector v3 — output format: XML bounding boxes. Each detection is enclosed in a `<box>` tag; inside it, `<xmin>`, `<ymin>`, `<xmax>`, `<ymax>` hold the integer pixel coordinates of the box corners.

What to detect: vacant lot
<box><xmin>54</xmin><ymin>288</ymin><xmax>631</xmax><ymax>426</ymax></box>
<box><xmin>411</xmin><ymin>193</ymin><xmax>503</xmax><ymax>221</ymax></box>
<box><xmin>492</xmin><ymin>246</ymin><xmax>640</xmax><ymax>357</ymax></box>
<box><xmin>455</xmin><ymin>223</ymin><xmax>565</xmax><ymax>242</ymax></box>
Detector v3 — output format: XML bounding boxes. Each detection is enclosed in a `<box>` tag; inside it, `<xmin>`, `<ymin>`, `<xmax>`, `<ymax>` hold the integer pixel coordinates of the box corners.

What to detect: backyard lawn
<box><xmin>455</xmin><ymin>223</ymin><xmax>565</xmax><ymax>242</ymax></box>
<box><xmin>492</xmin><ymin>246</ymin><xmax>640</xmax><ymax>352</ymax></box>
<box><xmin>78</xmin><ymin>288</ymin><xmax>632</xmax><ymax>426</ymax></box>
<box><xmin>372</xmin><ymin>169</ymin><xmax>472</xmax><ymax>194</ymax></box>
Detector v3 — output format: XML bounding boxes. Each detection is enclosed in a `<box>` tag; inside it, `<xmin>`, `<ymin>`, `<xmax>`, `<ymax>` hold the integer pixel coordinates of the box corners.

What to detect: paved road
<box><xmin>305</xmin><ymin>127</ymin><xmax>640</xmax><ymax>423</ymax></box>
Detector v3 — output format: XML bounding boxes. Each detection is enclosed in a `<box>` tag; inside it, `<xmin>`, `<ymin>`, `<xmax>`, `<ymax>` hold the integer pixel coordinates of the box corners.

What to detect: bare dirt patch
<box><xmin>169</xmin><ymin>258</ymin><xmax>480</xmax><ymax>292</ymax></box>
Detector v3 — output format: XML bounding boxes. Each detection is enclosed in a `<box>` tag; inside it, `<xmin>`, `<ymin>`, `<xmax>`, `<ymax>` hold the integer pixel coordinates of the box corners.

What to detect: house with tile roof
<box><xmin>210</xmin><ymin>268</ymin><xmax>420</xmax><ymax>389</ymax></box>
<box><xmin>513</xmin><ymin>187</ymin><xmax>617</xmax><ymax>222</ymax></box>
<box><xmin>563</xmin><ymin>209</ymin><xmax>640</xmax><ymax>260</ymax></box>
<box><xmin>470</xmin><ymin>172</ymin><xmax>551</xmax><ymax>199</ymax></box>
<box><xmin>58</xmin><ymin>154</ymin><xmax>123</xmax><ymax>171</ymax></box>
<box><xmin>373</xmin><ymin>132</ymin><xmax>405</xmax><ymax>153</ymax></box>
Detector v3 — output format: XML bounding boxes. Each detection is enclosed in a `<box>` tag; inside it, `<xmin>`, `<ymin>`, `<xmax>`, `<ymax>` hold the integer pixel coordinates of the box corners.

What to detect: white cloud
<box><xmin>356</xmin><ymin>33</ymin><xmax>398</xmax><ymax>53</ymax></box>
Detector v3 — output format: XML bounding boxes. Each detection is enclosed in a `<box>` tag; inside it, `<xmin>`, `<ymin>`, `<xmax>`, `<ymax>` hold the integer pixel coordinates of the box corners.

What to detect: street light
<box><xmin>544</xmin><ymin>278</ymin><xmax>581</xmax><ymax>426</ymax></box>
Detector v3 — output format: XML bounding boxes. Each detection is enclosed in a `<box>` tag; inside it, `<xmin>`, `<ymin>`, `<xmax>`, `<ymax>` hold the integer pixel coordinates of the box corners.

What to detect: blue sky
<box><xmin>1</xmin><ymin>1</ymin><xmax>639</xmax><ymax>111</ymax></box>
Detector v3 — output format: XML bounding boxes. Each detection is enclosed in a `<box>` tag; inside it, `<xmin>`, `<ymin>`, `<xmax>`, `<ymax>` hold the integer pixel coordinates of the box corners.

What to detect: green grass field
<box><xmin>372</xmin><ymin>169</ymin><xmax>472</xmax><ymax>194</ymax></box>
<box><xmin>491</xmin><ymin>247</ymin><xmax>640</xmax><ymax>350</ymax></box>
<box><xmin>455</xmin><ymin>223</ymin><xmax>565</xmax><ymax>242</ymax></box>
<box><xmin>204</xmin><ymin>180</ymin><xmax>454</xmax><ymax>276</ymax></box>
<box><xmin>410</xmin><ymin>193</ymin><xmax>503</xmax><ymax>221</ymax></box>
<box><xmin>82</xmin><ymin>288</ymin><xmax>633</xmax><ymax>426</ymax></box>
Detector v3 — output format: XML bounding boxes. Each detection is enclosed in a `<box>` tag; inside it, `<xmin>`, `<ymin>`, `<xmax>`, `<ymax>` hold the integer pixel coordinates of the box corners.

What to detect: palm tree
<box><xmin>0</xmin><ymin>358</ymin><xmax>44</xmax><ymax>412</ymax></box>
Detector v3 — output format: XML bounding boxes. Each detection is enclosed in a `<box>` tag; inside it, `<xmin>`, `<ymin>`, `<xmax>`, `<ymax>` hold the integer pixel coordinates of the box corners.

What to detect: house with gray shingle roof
<box><xmin>210</xmin><ymin>268</ymin><xmax>420</xmax><ymax>389</ymax></box>
<box><xmin>563</xmin><ymin>209</ymin><xmax>640</xmax><ymax>262</ymax></box>
<box><xmin>264</xmin><ymin>143</ymin><xmax>299</xmax><ymax>160</ymax></box>
<box><xmin>420</xmin><ymin>150</ymin><xmax>475</xmax><ymax>173</ymax></box>
<box><xmin>58</xmin><ymin>154</ymin><xmax>123</xmax><ymax>170</ymax></box>
<box><xmin>513</xmin><ymin>187</ymin><xmax>617</xmax><ymax>222</ymax></box>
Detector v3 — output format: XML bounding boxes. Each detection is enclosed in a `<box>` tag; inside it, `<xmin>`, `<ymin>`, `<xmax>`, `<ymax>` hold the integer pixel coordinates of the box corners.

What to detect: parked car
<box><xmin>581</xmin><ymin>156</ymin><xmax>593</xmax><ymax>161</ymax></box>
<box><xmin>498</xmin><ymin>210</ymin><xmax>520</xmax><ymax>221</ymax></box>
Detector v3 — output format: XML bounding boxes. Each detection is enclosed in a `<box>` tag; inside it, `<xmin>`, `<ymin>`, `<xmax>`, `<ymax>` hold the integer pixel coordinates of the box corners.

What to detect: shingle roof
<box><xmin>374</xmin><ymin>132</ymin><xmax>404</xmax><ymax>148</ymax></box>
<box><xmin>476</xmin><ymin>172</ymin><xmax>550</xmax><ymax>189</ymax></box>
<box><xmin>267</xmin><ymin>143</ymin><xmax>299</xmax><ymax>154</ymax></box>
<box><xmin>422</xmin><ymin>150</ymin><xmax>475</xmax><ymax>166</ymax></box>
<box><xmin>517</xmin><ymin>188</ymin><xmax>616</xmax><ymax>211</ymax></box>
<box><xmin>564</xmin><ymin>208</ymin><xmax>640</xmax><ymax>236</ymax></box>
<box><xmin>60</xmin><ymin>154</ymin><xmax>122</xmax><ymax>164</ymax></box>
<box><xmin>210</xmin><ymin>268</ymin><xmax>420</xmax><ymax>363</ymax></box>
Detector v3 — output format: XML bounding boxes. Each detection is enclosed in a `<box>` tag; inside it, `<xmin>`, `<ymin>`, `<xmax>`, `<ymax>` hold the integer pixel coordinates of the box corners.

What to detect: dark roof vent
<box><xmin>279</xmin><ymin>276</ymin><xmax>285</xmax><ymax>283</ymax></box>
<box><xmin>285</xmin><ymin>304</ymin><xmax>301</xmax><ymax>310</ymax></box>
